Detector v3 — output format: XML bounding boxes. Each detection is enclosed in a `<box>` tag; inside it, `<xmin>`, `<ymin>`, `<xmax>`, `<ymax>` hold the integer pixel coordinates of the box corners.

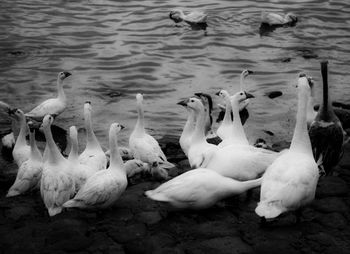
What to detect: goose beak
<box><xmin>120</xmin><ymin>125</ymin><xmax>125</xmax><ymax>130</ymax></box>
<box><xmin>85</xmin><ymin>101</ymin><xmax>91</xmax><ymax>104</ymax></box>
<box><xmin>299</xmin><ymin>73</ymin><xmax>306</xmax><ymax>78</ymax></box>
<box><xmin>51</xmin><ymin>113</ymin><xmax>58</xmax><ymax>119</ymax></box>
<box><xmin>245</xmin><ymin>92</ymin><xmax>255</xmax><ymax>99</ymax></box>
<box><xmin>247</xmin><ymin>70</ymin><xmax>254</xmax><ymax>74</ymax></box>
<box><xmin>215</xmin><ymin>91</ymin><xmax>221</xmax><ymax>96</ymax></box>
<box><xmin>177</xmin><ymin>99</ymin><xmax>188</xmax><ymax>107</ymax></box>
<box><xmin>63</xmin><ymin>72</ymin><xmax>72</xmax><ymax>78</ymax></box>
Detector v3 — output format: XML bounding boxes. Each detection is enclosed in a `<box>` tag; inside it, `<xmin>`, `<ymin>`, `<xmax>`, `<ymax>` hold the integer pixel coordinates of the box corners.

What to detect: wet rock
<box><xmin>149</xmin><ymin>233</ymin><xmax>176</xmax><ymax>250</ymax></box>
<box><xmin>87</xmin><ymin>232</ymin><xmax>124</xmax><ymax>254</ymax></box>
<box><xmin>281</xmin><ymin>57</ymin><xmax>292</xmax><ymax>63</ymax></box>
<box><xmin>316</xmin><ymin>212</ymin><xmax>347</xmax><ymax>229</ymax></box>
<box><xmin>266</xmin><ymin>91</ymin><xmax>283</xmax><ymax>99</ymax></box>
<box><xmin>136</xmin><ymin>211</ymin><xmax>163</xmax><ymax>225</ymax></box>
<box><xmin>153</xmin><ymin>247</ymin><xmax>185</xmax><ymax>254</ymax></box>
<box><xmin>123</xmin><ymin>237</ymin><xmax>153</xmax><ymax>254</ymax></box>
<box><xmin>5</xmin><ymin>206</ymin><xmax>37</xmax><ymax>221</ymax></box>
<box><xmin>108</xmin><ymin>223</ymin><xmax>147</xmax><ymax>243</ymax></box>
<box><xmin>182</xmin><ymin>236</ymin><xmax>253</xmax><ymax>254</ymax></box>
<box><xmin>316</xmin><ymin>176</ymin><xmax>349</xmax><ymax>198</ymax></box>
<box><xmin>254</xmin><ymin>239</ymin><xmax>299</xmax><ymax>254</ymax></box>
<box><xmin>190</xmin><ymin>220</ymin><xmax>239</xmax><ymax>239</ymax></box>
<box><xmin>46</xmin><ymin>218</ymin><xmax>91</xmax><ymax>252</ymax></box>
<box><xmin>272</xmin><ymin>140</ymin><xmax>291</xmax><ymax>152</ymax></box>
<box><xmin>312</xmin><ymin>197</ymin><xmax>348</xmax><ymax>213</ymax></box>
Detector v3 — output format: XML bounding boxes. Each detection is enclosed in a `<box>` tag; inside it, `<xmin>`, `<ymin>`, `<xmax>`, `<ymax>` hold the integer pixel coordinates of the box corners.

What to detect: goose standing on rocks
<box><xmin>186</xmin><ymin>97</ymin><xmax>217</xmax><ymax>168</ymax></box>
<box><xmin>79</xmin><ymin>101</ymin><xmax>107</xmax><ymax>173</ymax></box>
<box><xmin>203</xmin><ymin>91</ymin><xmax>279</xmax><ymax>180</ymax></box>
<box><xmin>261</xmin><ymin>12</ymin><xmax>298</xmax><ymax>26</ymax></box>
<box><xmin>129</xmin><ymin>93</ymin><xmax>174</xmax><ymax>180</ymax></box>
<box><xmin>169</xmin><ymin>9</ymin><xmax>207</xmax><ymax>25</ymax></box>
<box><xmin>7</xmin><ymin>121</ymin><xmax>43</xmax><ymax>197</ymax></box>
<box><xmin>309</xmin><ymin>61</ymin><xmax>344</xmax><ymax>175</ymax></box>
<box><xmin>145</xmin><ymin>168</ymin><xmax>262</xmax><ymax>209</ymax></box>
<box><xmin>9</xmin><ymin>108</ymin><xmax>30</xmax><ymax>167</ymax></box>
<box><xmin>177</xmin><ymin>98</ymin><xmax>196</xmax><ymax>156</ymax></box>
<box><xmin>255</xmin><ymin>75</ymin><xmax>319</xmax><ymax>220</ymax></box>
<box><xmin>63</xmin><ymin>123</ymin><xmax>128</xmax><ymax>209</ymax></box>
<box><xmin>25</xmin><ymin>71</ymin><xmax>71</xmax><ymax>121</ymax></box>
<box><xmin>40</xmin><ymin>115</ymin><xmax>75</xmax><ymax>216</ymax></box>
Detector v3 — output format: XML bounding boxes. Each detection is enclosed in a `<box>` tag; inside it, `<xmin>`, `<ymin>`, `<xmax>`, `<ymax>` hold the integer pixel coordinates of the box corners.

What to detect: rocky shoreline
<box><xmin>0</xmin><ymin>136</ymin><xmax>350</xmax><ymax>254</ymax></box>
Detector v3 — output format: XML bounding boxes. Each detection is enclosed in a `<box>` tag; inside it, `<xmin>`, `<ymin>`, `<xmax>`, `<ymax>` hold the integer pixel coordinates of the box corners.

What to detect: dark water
<box><xmin>0</xmin><ymin>0</ymin><xmax>350</xmax><ymax>149</ymax></box>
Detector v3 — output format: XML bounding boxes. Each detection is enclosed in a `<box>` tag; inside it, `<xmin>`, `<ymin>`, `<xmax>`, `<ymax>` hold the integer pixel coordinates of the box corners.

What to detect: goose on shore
<box><xmin>145</xmin><ymin>168</ymin><xmax>262</xmax><ymax>209</ymax></box>
<box><xmin>40</xmin><ymin>115</ymin><xmax>75</xmax><ymax>216</ymax></box>
<box><xmin>79</xmin><ymin>101</ymin><xmax>107</xmax><ymax>173</ymax></box>
<box><xmin>9</xmin><ymin>109</ymin><xmax>30</xmax><ymax>167</ymax></box>
<box><xmin>177</xmin><ymin>99</ymin><xmax>196</xmax><ymax>156</ymax></box>
<box><xmin>261</xmin><ymin>12</ymin><xmax>298</xmax><ymax>26</ymax></box>
<box><xmin>308</xmin><ymin>61</ymin><xmax>344</xmax><ymax>175</ymax></box>
<box><xmin>7</xmin><ymin>121</ymin><xmax>43</xmax><ymax>197</ymax></box>
<box><xmin>255</xmin><ymin>75</ymin><xmax>319</xmax><ymax>220</ymax></box>
<box><xmin>169</xmin><ymin>9</ymin><xmax>207</xmax><ymax>25</ymax></box>
<box><xmin>186</xmin><ymin>97</ymin><xmax>217</xmax><ymax>168</ymax></box>
<box><xmin>63</xmin><ymin>123</ymin><xmax>128</xmax><ymax>209</ymax></box>
<box><xmin>129</xmin><ymin>93</ymin><xmax>174</xmax><ymax>180</ymax></box>
<box><xmin>203</xmin><ymin>91</ymin><xmax>279</xmax><ymax>180</ymax></box>
<box><xmin>25</xmin><ymin>72</ymin><xmax>71</xmax><ymax>121</ymax></box>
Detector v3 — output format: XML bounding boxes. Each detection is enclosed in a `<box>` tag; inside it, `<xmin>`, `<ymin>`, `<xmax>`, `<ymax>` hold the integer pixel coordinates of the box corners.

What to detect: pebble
<box><xmin>108</xmin><ymin>223</ymin><xmax>147</xmax><ymax>243</ymax></box>
<box><xmin>312</xmin><ymin>197</ymin><xmax>348</xmax><ymax>213</ymax></box>
<box><xmin>316</xmin><ymin>176</ymin><xmax>349</xmax><ymax>198</ymax></box>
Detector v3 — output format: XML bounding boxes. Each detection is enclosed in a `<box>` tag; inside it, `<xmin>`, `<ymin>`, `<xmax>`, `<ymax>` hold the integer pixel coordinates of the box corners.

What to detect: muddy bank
<box><xmin>0</xmin><ymin>138</ymin><xmax>350</xmax><ymax>254</ymax></box>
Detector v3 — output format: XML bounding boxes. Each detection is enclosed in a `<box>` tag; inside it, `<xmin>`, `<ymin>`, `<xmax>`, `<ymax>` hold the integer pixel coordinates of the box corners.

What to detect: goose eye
<box><xmin>240</xmin><ymin>92</ymin><xmax>244</xmax><ymax>95</ymax></box>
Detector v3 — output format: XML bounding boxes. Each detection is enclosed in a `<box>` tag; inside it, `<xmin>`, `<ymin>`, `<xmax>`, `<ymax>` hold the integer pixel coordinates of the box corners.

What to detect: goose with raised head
<box><xmin>309</xmin><ymin>61</ymin><xmax>344</xmax><ymax>175</ymax></box>
<box><xmin>186</xmin><ymin>97</ymin><xmax>217</xmax><ymax>168</ymax></box>
<box><xmin>63</xmin><ymin>123</ymin><xmax>128</xmax><ymax>209</ymax></box>
<box><xmin>261</xmin><ymin>12</ymin><xmax>298</xmax><ymax>26</ymax></box>
<box><xmin>177</xmin><ymin>99</ymin><xmax>196</xmax><ymax>156</ymax></box>
<box><xmin>145</xmin><ymin>168</ymin><xmax>262</xmax><ymax>209</ymax></box>
<box><xmin>68</xmin><ymin>126</ymin><xmax>100</xmax><ymax>192</ymax></box>
<box><xmin>7</xmin><ymin>121</ymin><xmax>43</xmax><ymax>197</ymax></box>
<box><xmin>129</xmin><ymin>93</ymin><xmax>174</xmax><ymax>180</ymax></box>
<box><xmin>216</xmin><ymin>90</ymin><xmax>232</xmax><ymax>141</ymax></box>
<box><xmin>255</xmin><ymin>75</ymin><xmax>319</xmax><ymax>220</ymax></box>
<box><xmin>169</xmin><ymin>9</ymin><xmax>207</xmax><ymax>25</ymax></box>
<box><xmin>203</xmin><ymin>91</ymin><xmax>279</xmax><ymax>180</ymax></box>
<box><xmin>25</xmin><ymin>72</ymin><xmax>71</xmax><ymax>121</ymax></box>
<box><xmin>9</xmin><ymin>108</ymin><xmax>30</xmax><ymax>167</ymax></box>
<box><xmin>40</xmin><ymin>115</ymin><xmax>75</xmax><ymax>216</ymax></box>
<box><xmin>194</xmin><ymin>93</ymin><xmax>213</xmax><ymax>136</ymax></box>
<box><xmin>79</xmin><ymin>101</ymin><xmax>107</xmax><ymax>173</ymax></box>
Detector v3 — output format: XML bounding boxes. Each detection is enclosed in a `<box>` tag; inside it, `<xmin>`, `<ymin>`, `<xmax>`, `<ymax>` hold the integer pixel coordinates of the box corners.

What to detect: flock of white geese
<box><xmin>0</xmin><ymin>59</ymin><xmax>345</xmax><ymax>222</ymax></box>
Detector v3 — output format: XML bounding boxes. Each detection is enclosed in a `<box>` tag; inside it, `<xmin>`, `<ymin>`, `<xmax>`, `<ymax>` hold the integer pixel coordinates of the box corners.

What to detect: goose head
<box><xmin>285</xmin><ymin>13</ymin><xmax>297</xmax><ymax>23</ymax></box>
<box><xmin>136</xmin><ymin>93</ymin><xmax>144</xmax><ymax>103</ymax></box>
<box><xmin>230</xmin><ymin>91</ymin><xmax>255</xmax><ymax>106</ymax></box>
<box><xmin>8</xmin><ymin>108</ymin><xmax>25</xmax><ymax>121</ymax></box>
<box><xmin>28</xmin><ymin>121</ymin><xmax>35</xmax><ymax>133</ymax></box>
<box><xmin>58</xmin><ymin>71</ymin><xmax>72</xmax><ymax>81</ymax></box>
<box><xmin>186</xmin><ymin>97</ymin><xmax>205</xmax><ymax>113</ymax></box>
<box><xmin>297</xmin><ymin>75</ymin><xmax>311</xmax><ymax>94</ymax></box>
<box><xmin>177</xmin><ymin>99</ymin><xmax>189</xmax><ymax>107</ymax></box>
<box><xmin>169</xmin><ymin>9</ymin><xmax>184</xmax><ymax>23</ymax></box>
<box><xmin>215</xmin><ymin>90</ymin><xmax>230</xmax><ymax>99</ymax></box>
<box><xmin>84</xmin><ymin>101</ymin><xmax>92</xmax><ymax>112</ymax></box>
<box><xmin>110</xmin><ymin>122</ymin><xmax>125</xmax><ymax>135</ymax></box>
<box><xmin>241</xmin><ymin>69</ymin><xmax>253</xmax><ymax>79</ymax></box>
<box><xmin>41</xmin><ymin>114</ymin><xmax>54</xmax><ymax>131</ymax></box>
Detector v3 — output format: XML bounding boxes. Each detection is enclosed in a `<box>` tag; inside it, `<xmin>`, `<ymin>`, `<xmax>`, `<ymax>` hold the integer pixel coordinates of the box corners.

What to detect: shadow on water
<box><xmin>259</xmin><ymin>21</ymin><xmax>297</xmax><ymax>37</ymax></box>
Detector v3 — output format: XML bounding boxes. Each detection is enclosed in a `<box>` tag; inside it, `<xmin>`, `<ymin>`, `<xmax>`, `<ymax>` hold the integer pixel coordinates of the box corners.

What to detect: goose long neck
<box><xmin>231</xmin><ymin>99</ymin><xmax>248</xmax><ymax>144</ymax></box>
<box><xmin>192</xmin><ymin>106</ymin><xmax>206</xmax><ymax>142</ymax></box>
<box><xmin>109</xmin><ymin>131</ymin><xmax>124</xmax><ymax>171</ymax></box>
<box><xmin>222</xmin><ymin>96</ymin><xmax>232</xmax><ymax>124</ymax></box>
<box><xmin>29</xmin><ymin>130</ymin><xmax>42</xmax><ymax>161</ymax></box>
<box><xmin>43</xmin><ymin>125</ymin><xmax>65</xmax><ymax>164</ymax></box>
<box><xmin>240</xmin><ymin>75</ymin><xmax>245</xmax><ymax>91</ymax></box>
<box><xmin>182</xmin><ymin>108</ymin><xmax>196</xmax><ymax>137</ymax></box>
<box><xmin>319</xmin><ymin>62</ymin><xmax>335</xmax><ymax>121</ymax></box>
<box><xmin>135</xmin><ymin>100</ymin><xmax>145</xmax><ymax>134</ymax></box>
<box><xmin>57</xmin><ymin>78</ymin><xmax>66</xmax><ymax>101</ymax></box>
<box><xmin>290</xmin><ymin>87</ymin><xmax>313</xmax><ymax>155</ymax></box>
<box><xmin>15</xmin><ymin>115</ymin><xmax>28</xmax><ymax>148</ymax></box>
<box><xmin>84</xmin><ymin>109</ymin><xmax>100</xmax><ymax>148</ymax></box>
<box><xmin>68</xmin><ymin>135</ymin><xmax>79</xmax><ymax>162</ymax></box>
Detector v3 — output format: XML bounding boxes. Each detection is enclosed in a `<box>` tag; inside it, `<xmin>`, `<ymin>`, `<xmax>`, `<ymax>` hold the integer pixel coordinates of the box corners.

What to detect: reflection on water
<box><xmin>0</xmin><ymin>0</ymin><xmax>350</xmax><ymax>149</ymax></box>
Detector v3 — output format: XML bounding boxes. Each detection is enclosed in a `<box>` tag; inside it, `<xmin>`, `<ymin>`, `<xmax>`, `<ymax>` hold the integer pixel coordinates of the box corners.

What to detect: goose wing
<box><xmin>26</xmin><ymin>98</ymin><xmax>64</xmax><ymax>119</ymax></box>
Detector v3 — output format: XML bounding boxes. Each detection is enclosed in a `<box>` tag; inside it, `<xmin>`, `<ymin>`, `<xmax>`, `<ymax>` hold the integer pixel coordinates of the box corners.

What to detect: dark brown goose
<box><xmin>308</xmin><ymin>61</ymin><xmax>344</xmax><ymax>175</ymax></box>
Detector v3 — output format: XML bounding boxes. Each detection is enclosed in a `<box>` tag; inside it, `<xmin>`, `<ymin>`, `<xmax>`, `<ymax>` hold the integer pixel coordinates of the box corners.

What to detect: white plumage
<box><xmin>177</xmin><ymin>99</ymin><xmax>196</xmax><ymax>156</ymax></box>
<box><xmin>261</xmin><ymin>12</ymin><xmax>298</xmax><ymax>26</ymax></box>
<box><xmin>63</xmin><ymin>123</ymin><xmax>127</xmax><ymax>209</ymax></box>
<box><xmin>255</xmin><ymin>75</ymin><xmax>319</xmax><ymax>219</ymax></box>
<box><xmin>169</xmin><ymin>9</ymin><xmax>207</xmax><ymax>24</ymax></box>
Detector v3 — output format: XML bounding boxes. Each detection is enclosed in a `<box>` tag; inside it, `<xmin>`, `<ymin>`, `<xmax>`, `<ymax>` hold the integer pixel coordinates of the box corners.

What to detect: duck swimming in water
<box><xmin>170</xmin><ymin>9</ymin><xmax>207</xmax><ymax>25</ymax></box>
<box><xmin>308</xmin><ymin>61</ymin><xmax>344</xmax><ymax>175</ymax></box>
<box><xmin>261</xmin><ymin>12</ymin><xmax>298</xmax><ymax>26</ymax></box>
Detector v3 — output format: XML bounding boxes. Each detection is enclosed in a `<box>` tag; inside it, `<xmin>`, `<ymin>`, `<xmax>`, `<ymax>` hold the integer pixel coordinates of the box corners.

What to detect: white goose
<box><xmin>203</xmin><ymin>92</ymin><xmax>279</xmax><ymax>180</ymax></box>
<box><xmin>129</xmin><ymin>93</ymin><xmax>174</xmax><ymax>180</ymax></box>
<box><xmin>40</xmin><ymin>115</ymin><xmax>75</xmax><ymax>216</ymax></box>
<box><xmin>63</xmin><ymin>123</ymin><xmax>128</xmax><ymax>209</ymax></box>
<box><xmin>7</xmin><ymin>122</ymin><xmax>43</xmax><ymax>197</ymax></box>
<box><xmin>261</xmin><ymin>12</ymin><xmax>298</xmax><ymax>26</ymax></box>
<box><xmin>186</xmin><ymin>97</ymin><xmax>217</xmax><ymax>168</ymax></box>
<box><xmin>68</xmin><ymin>126</ymin><xmax>100</xmax><ymax>192</ymax></box>
<box><xmin>9</xmin><ymin>108</ymin><xmax>30</xmax><ymax>167</ymax></box>
<box><xmin>305</xmin><ymin>76</ymin><xmax>317</xmax><ymax>128</ymax></box>
<box><xmin>145</xmin><ymin>168</ymin><xmax>262</xmax><ymax>209</ymax></box>
<box><xmin>169</xmin><ymin>9</ymin><xmax>207</xmax><ymax>25</ymax></box>
<box><xmin>194</xmin><ymin>93</ymin><xmax>213</xmax><ymax>136</ymax></box>
<box><xmin>216</xmin><ymin>90</ymin><xmax>234</xmax><ymax>141</ymax></box>
<box><xmin>177</xmin><ymin>99</ymin><xmax>196</xmax><ymax>156</ymax></box>
<box><xmin>79</xmin><ymin>101</ymin><xmax>107</xmax><ymax>173</ymax></box>
<box><xmin>25</xmin><ymin>72</ymin><xmax>71</xmax><ymax>121</ymax></box>
<box><xmin>255</xmin><ymin>75</ymin><xmax>319</xmax><ymax>220</ymax></box>
<box><xmin>124</xmin><ymin>159</ymin><xmax>150</xmax><ymax>178</ymax></box>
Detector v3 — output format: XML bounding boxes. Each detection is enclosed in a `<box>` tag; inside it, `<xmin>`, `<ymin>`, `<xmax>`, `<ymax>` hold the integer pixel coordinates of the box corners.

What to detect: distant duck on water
<box><xmin>261</xmin><ymin>12</ymin><xmax>298</xmax><ymax>26</ymax></box>
<box><xmin>308</xmin><ymin>61</ymin><xmax>344</xmax><ymax>175</ymax></box>
<box><xmin>169</xmin><ymin>9</ymin><xmax>208</xmax><ymax>30</ymax></box>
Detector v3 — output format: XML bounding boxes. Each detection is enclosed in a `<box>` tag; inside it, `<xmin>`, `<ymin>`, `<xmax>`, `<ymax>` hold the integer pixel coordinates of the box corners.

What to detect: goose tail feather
<box><xmin>255</xmin><ymin>200</ymin><xmax>284</xmax><ymax>219</ymax></box>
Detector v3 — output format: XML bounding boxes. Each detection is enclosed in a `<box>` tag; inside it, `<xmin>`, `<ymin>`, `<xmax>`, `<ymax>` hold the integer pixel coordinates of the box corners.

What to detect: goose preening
<box><xmin>9</xmin><ymin>108</ymin><xmax>30</xmax><ymax>167</ymax></box>
<box><xmin>25</xmin><ymin>71</ymin><xmax>71</xmax><ymax>121</ymax></box>
<box><xmin>194</xmin><ymin>93</ymin><xmax>213</xmax><ymax>136</ymax></box>
<box><xmin>40</xmin><ymin>115</ymin><xmax>75</xmax><ymax>216</ymax></box>
<box><xmin>177</xmin><ymin>99</ymin><xmax>196</xmax><ymax>156</ymax></box>
<box><xmin>145</xmin><ymin>168</ymin><xmax>262</xmax><ymax>209</ymax></box>
<box><xmin>63</xmin><ymin>123</ymin><xmax>128</xmax><ymax>210</ymax></box>
<box><xmin>169</xmin><ymin>9</ymin><xmax>207</xmax><ymax>26</ymax></box>
<box><xmin>186</xmin><ymin>97</ymin><xmax>217</xmax><ymax>168</ymax></box>
<box><xmin>129</xmin><ymin>93</ymin><xmax>174</xmax><ymax>180</ymax></box>
<box><xmin>261</xmin><ymin>12</ymin><xmax>298</xmax><ymax>26</ymax></box>
<box><xmin>124</xmin><ymin>159</ymin><xmax>150</xmax><ymax>178</ymax></box>
<box><xmin>308</xmin><ymin>61</ymin><xmax>344</xmax><ymax>175</ymax></box>
<box><xmin>6</xmin><ymin>121</ymin><xmax>43</xmax><ymax>197</ymax></box>
<box><xmin>255</xmin><ymin>75</ymin><xmax>319</xmax><ymax>220</ymax></box>
<box><xmin>203</xmin><ymin>92</ymin><xmax>279</xmax><ymax>180</ymax></box>
<box><xmin>79</xmin><ymin>101</ymin><xmax>107</xmax><ymax>173</ymax></box>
